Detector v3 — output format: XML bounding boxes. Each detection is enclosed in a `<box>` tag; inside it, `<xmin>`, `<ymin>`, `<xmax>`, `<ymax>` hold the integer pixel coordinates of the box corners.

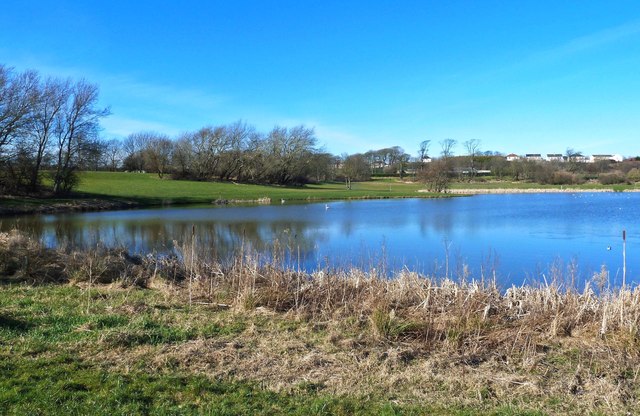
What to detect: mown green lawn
<box><xmin>78</xmin><ymin>172</ymin><xmax>637</xmax><ymax>204</ymax></box>
<box><xmin>68</xmin><ymin>172</ymin><xmax>640</xmax><ymax>202</ymax></box>
<box><xmin>73</xmin><ymin>172</ymin><xmax>431</xmax><ymax>205</ymax></box>
<box><xmin>0</xmin><ymin>172</ymin><xmax>443</xmax><ymax>213</ymax></box>
<box><xmin>4</xmin><ymin>171</ymin><xmax>637</xmax><ymax>213</ymax></box>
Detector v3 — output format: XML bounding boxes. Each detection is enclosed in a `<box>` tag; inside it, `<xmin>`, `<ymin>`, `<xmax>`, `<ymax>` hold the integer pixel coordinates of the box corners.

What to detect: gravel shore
<box><xmin>419</xmin><ymin>187</ymin><xmax>640</xmax><ymax>194</ymax></box>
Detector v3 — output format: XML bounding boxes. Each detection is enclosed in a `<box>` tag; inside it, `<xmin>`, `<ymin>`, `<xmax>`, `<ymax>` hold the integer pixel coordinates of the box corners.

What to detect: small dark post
<box><xmin>623</xmin><ymin>230</ymin><xmax>627</xmax><ymax>288</ymax></box>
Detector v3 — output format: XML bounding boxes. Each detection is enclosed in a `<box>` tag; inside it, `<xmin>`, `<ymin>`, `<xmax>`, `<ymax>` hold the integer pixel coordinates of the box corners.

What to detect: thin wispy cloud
<box><xmin>100</xmin><ymin>115</ymin><xmax>183</xmax><ymax>138</ymax></box>
<box><xmin>0</xmin><ymin>56</ymin><xmax>230</xmax><ymax>138</ymax></box>
<box><xmin>473</xmin><ymin>19</ymin><xmax>640</xmax><ymax>85</ymax></box>
<box><xmin>0</xmin><ymin>55</ymin><xmax>86</xmax><ymax>79</ymax></box>
<box><xmin>531</xmin><ymin>19</ymin><xmax>640</xmax><ymax>64</ymax></box>
<box><xmin>314</xmin><ymin>124</ymin><xmax>379</xmax><ymax>153</ymax></box>
<box><xmin>99</xmin><ymin>75</ymin><xmax>228</xmax><ymax>138</ymax></box>
<box><xmin>4</xmin><ymin>57</ymin><xmax>227</xmax><ymax>111</ymax></box>
<box><xmin>100</xmin><ymin>74</ymin><xmax>227</xmax><ymax>112</ymax></box>
<box><xmin>578</xmin><ymin>139</ymin><xmax>624</xmax><ymax>152</ymax></box>
<box><xmin>275</xmin><ymin>117</ymin><xmax>380</xmax><ymax>153</ymax></box>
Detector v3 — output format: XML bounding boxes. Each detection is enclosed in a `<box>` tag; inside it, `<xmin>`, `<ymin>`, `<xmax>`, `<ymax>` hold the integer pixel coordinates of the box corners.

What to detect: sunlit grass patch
<box><xmin>74</xmin><ymin>171</ymin><xmax>432</xmax><ymax>204</ymax></box>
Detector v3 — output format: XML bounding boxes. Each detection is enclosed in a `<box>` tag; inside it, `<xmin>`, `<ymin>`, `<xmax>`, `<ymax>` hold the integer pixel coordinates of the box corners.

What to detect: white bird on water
<box><xmin>607</xmin><ymin>246</ymin><xmax>612</xmax><ymax>251</ymax></box>
<box><xmin>281</xmin><ymin>199</ymin><xmax>285</xmax><ymax>204</ymax></box>
<box><xmin>325</xmin><ymin>204</ymin><xmax>330</xmax><ymax>210</ymax></box>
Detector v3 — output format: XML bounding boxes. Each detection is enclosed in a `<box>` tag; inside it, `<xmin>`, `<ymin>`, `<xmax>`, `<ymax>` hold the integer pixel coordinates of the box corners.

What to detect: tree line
<box><xmin>3</xmin><ymin>64</ymin><xmax>639</xmax><ymax>196</ymax></box>
<box><xmin>417</xmin><ymin>139</ymin><xmax>640</xmax><ymax>192</ymax></box>
<box><xmin>0</xmin><ymin>66</ymin><xmax>419</xmax><ymax>194</ymax></box>
<box><xmin>120</xmin><ymin>123</ymin><xmax>339</xmax><ymax>185</ymax></box>
<box><xmin>0</xmin><ymin>65</ymin><xmax>109</xmax><ymax>194</ymax></box>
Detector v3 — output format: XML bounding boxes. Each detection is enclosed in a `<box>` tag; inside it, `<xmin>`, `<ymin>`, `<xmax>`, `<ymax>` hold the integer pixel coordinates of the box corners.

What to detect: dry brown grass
<box><xmin>3</xmin><ymin>229</ymin><xmax>640</xmax><ymax>414</ymax></box>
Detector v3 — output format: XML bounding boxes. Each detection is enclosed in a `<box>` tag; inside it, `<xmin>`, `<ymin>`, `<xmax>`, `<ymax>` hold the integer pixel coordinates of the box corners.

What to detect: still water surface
<box><xmin>3</xmin><ymin>193</ymin><xmax>639</xmax><ymax>287</ymax></box>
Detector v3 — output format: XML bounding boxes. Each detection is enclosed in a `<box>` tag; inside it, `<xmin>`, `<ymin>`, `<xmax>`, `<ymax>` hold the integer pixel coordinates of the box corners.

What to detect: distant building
<box><xmin>525</xmin><ymin>154</ymin><xmax>543</xmax><ymax>161</ymax></box>
<box><xmin>453</xmin><ymin>167</ymin><xmax>492</xmax><ymax>176</ymax></box>
<box><xmin>546</xmin><ymin>153</ymin><xmax>564</xmax><ymax>162</ymax></box>
<box><xmin>506</xmin><ymin>153</ymin><xmax>519</xmax><ymax>162</ymax></box>
<box><xmin>590</xmin><ymin>154</ymin><xmax>623</xmax><ymax>163</ymax></box>
<box><xmin>572</xmin><ymin>155</ymin><xmax>589</xmax><ymax>163</ymax></box>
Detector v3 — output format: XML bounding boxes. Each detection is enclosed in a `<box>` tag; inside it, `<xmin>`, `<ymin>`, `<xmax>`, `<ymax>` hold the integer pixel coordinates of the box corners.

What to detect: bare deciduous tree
<box><xmin>171</xmin><ymin>134</ymin><xmax>194</xmax><ymax>179</ymax></box>
<box><xmin>0</xmin><ymin>66</ymin><xmax>39</xmax><ymax>162</ymax></box>
<box><xmin>217</xmin><ymin>121</ymin><xmax>252</xmax><ymax>181</ymax></box>
<box><xmin>421</xmin><ymin>159</ymin><xmax>451</xmax><ymax>193</ymax></box>
<box><xmin>123</xmin><ymin>132</ymin><xmax>151</xmax><ymax>171</ymax></box>
<box><xmin>420</xmin><ymin>139</ymin><xmax>457</xmax><ymax>193</ymax></box>
<box><xmin>440</xmin><ymin>138</ymin><xmax>456</xmax><ymax>159</ymax></box>
<box><xmin>189</xmin><ymin>126</ymin><xmax>227</xmax><ymax>180</ymax></box>
<box><xmin>52</xmin><ymin>80</ymin><xmax>110</xmax><ymax>194</ymax></box>
<box><xmin>463</xmin><ymin>139</ymin><xmax>481</xmax><ymax>178</ymax></box>
<box><xmin>342</xmin><ymin>153</ymin><xmax>370</xmax><ymax>189</ymax></box>
<box><xmin>143</xmin><ymin>134</ymin><xmax>173</xmax><ymax>178</ymax></box>
<box><xmin>418</xmin><ymin>139</ymin><xmax>431</xmax><ymax>170</ymax></box>
<box><xmin>28</xmin><ymin>77</ymin><xmax>70</xmax><ymax>189</ymax></box>
<box><xmin>103</xmin><ymin>138</ymin><xmax>122</xmax><ymax>171</ymax></box>
<box><xmin>262</xmin><ymin>125</ymin><xmax>317</xmax><ymax>185</ymax></box>
<box><xmin>565</xmin><ymin>147</ymin><xmax>584</xmax><ymax>173</ymax></box>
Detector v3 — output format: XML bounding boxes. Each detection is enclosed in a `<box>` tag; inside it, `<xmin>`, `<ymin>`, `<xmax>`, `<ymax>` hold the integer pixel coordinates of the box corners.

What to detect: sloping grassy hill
<box><xmin>74</xmin><ymin>172</ymin><xmax>429</xmax><ymax>205</ymax></box>
<box><xmin>1</xmin><ymin>172</ymin><xmax>445</xmax><ymax>215</ymax></box>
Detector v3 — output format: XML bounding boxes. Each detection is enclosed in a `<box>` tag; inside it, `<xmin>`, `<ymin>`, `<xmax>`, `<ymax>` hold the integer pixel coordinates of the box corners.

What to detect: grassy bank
<box><xmin>0</xmin><ymin>172</ymin><xmax>437</xmax><ymax>215</ymax></box>
<box><xmin>4</xmin><ymin>172</ymin><xmax>639</xmax><ymax>216</ymax></box>
<box><xmin>2</xmin><ymin>230</ymin><xmax>640</xmax><ymax>415</ymax></box>
<box><xmin>74</xmin><ymin>172</ymin><xmax>431</xmax><ymax>203</ymax></box>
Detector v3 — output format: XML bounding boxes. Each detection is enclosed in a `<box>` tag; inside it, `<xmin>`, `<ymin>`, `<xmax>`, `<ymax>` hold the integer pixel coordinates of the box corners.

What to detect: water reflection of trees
<box><xmin>6</xmin><ymin>197</ymin><xmax>637</xmax><ymax>284</ymax></box>
<box><xmin>2</xmin><ymin>214</ymin><xmax>325</xmax><ymax>265</ymax></box>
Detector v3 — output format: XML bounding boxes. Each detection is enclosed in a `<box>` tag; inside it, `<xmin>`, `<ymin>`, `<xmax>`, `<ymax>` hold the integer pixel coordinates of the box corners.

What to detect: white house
<box><xmin>546</xmin><ymin>153</ymin><xmax>564</xmax><ymax>162</ymax></box>
<box><xmin>572</xmin><ymin>155</ymin><xmax>590</xmax><ymax>163</ymax></box>
<box><xmin>506</xmin><ymin>153</ymin><xmax>519</xmax><ymax>162</ymax></box>
<box><xmin>590</xmin><ymin>154</ymin><xmax>623</xmax><ymax>163</ymax></box>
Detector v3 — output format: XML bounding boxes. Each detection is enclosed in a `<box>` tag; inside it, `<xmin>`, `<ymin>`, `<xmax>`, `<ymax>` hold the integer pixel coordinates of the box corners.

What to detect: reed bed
<box><xmin>2</xmin><ymin>228</ymin><xmax>640</xmax><ymax>414</ymax></box>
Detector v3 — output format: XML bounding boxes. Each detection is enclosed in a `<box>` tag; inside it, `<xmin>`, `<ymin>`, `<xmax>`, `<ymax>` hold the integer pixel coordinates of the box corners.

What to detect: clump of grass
<box><xmin>0</xmin><ymin>229</ymin><xmax>167</xmax><ymax>287</ymax></box>
<box><xmin>0</xmin><ymin>229</ymin><xmax>66</xmax><ymax>284</ymax></box>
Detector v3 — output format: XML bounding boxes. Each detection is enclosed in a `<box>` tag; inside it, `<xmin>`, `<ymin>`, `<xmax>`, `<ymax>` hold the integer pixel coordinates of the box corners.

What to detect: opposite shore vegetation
<box><xmin>2</xmin><ymin>64</ymin><xmax>640</xmax><ymax>204</ymax></box>
<box><xmin>1</xmin><ymin>171</ymin><xmax>640</xmax><ymax>216</ymax></box>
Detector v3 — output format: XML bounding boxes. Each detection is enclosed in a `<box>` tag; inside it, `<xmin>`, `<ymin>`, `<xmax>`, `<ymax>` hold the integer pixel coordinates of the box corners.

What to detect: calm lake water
<box><xmin>3</xmin><ymin>193</ymin><xmax>639</xmax><ymax>287</ymax></box>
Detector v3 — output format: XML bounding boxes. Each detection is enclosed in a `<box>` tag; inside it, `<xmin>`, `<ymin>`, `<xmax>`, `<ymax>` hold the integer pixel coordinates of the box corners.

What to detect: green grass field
<box><xmin>73</xmin><ymin>172</ymin><xmax>430</xmax><ymax>205</ymax></box>
<box><xmin>0</xmin><ymin>172</ymin><xmax>444</xmax><ymax>214</ymax></box>
<box><xmin>3</xmin><ymin>171</ymin><xmax>638</xmax><ymax>215</ymax></box>
<box><xmin>63</xmin><ymin>172</ymin><xmax>640</xmax><ymax>202</ymax></box>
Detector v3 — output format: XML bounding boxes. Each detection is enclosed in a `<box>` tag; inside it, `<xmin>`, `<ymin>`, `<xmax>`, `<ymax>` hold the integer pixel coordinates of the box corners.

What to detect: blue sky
<box><xmin>2</xmin><ymin>1</ymin><xmax>640</xmax><ymax>157</ymax></box>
